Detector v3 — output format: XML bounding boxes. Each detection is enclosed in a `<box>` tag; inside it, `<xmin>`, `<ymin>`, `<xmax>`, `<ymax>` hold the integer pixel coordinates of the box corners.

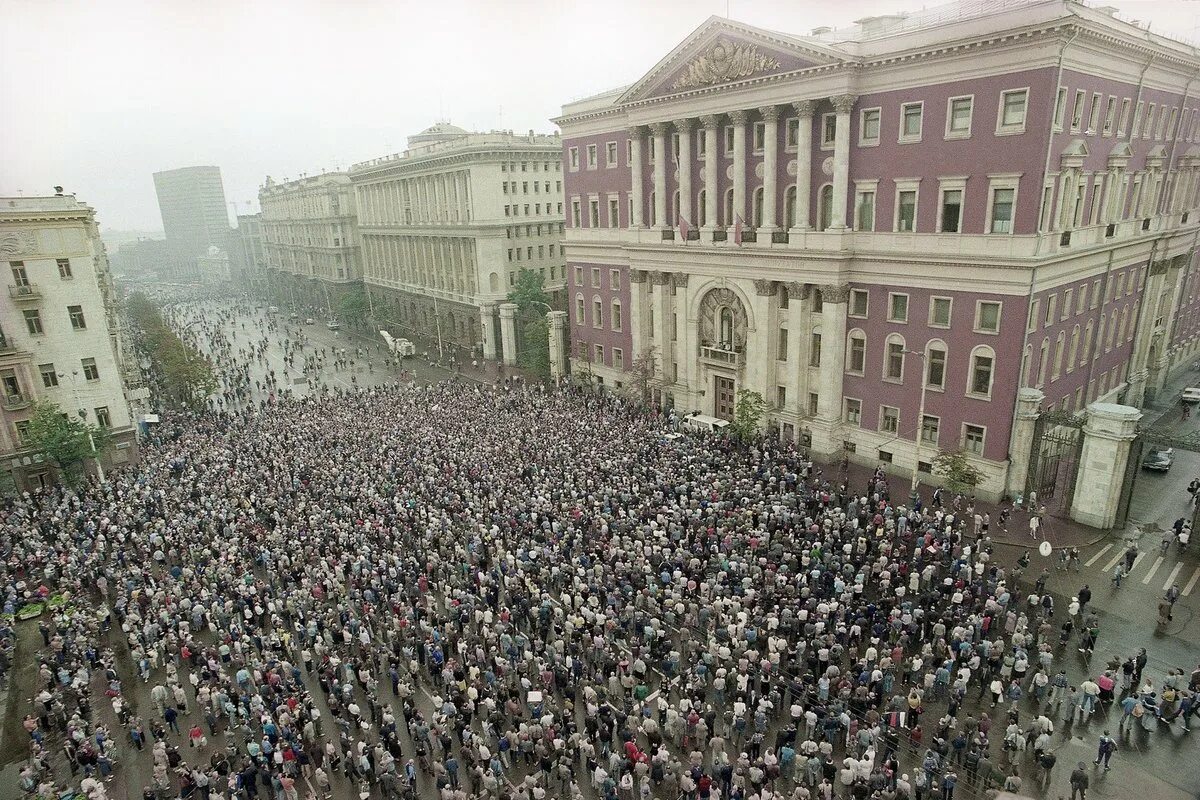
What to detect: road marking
<box><xmin>1085</xmin><ymin>544</ymin><xmax>1113</xmax><ymax>567</ymax></box>
<box><xmin>1182</xmin><ymin>567</ymin><xmax>1200</xmax><ymax>597</ymax></box>
<box><xmin>1103</xmin><ymin>549</ymin><xmax>1126</xmax><ymax>573</ymax></box>
<box><xmin>1131</xmin><ymin>552</ymin><xmax>1146</xmax><ymax>574</ymax></box>
<box><xmin>1142</xmin><ymin>556</ymin><xmax>1164</xmax><ymax>584</ymax></box>
<box><xmin>1162</xmin><ymin>562</ymin><xmax>1184</xmax><ymax>592</ymax></box>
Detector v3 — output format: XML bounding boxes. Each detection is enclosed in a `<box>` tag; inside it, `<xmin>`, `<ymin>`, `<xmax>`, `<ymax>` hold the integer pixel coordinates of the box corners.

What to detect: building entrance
<box><xmin>714</xmin><ymin>375</ymin><xmax>736</xmax><ymax>420</ymax></box>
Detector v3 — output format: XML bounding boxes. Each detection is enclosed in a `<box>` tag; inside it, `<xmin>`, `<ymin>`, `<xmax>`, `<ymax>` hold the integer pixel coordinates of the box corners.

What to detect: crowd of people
<box><xmin>1</xmin><ymin>298</ymin><xmax>1196</xmax><ymax>800</ymax></box>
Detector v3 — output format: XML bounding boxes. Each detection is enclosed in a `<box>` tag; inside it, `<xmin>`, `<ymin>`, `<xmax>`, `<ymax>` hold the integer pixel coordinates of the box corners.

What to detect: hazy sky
<box><xmin>1</xmin><ymin>0</ymin><xmax>1194</xmax><ymax>232</ymax></box>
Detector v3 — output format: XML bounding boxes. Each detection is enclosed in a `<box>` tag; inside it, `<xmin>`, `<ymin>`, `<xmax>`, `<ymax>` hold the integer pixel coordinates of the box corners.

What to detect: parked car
<box><xmin>681</xmin><ymin>412</ymin><xmax>731</xmax><ymax>434</ymax></box>
<box><xmin>326</xmin><ymin>320</ymin><xmax>341</xmax><ymax>331</ymax></box>
<box><xmin>1182</xmin><ymin>387</ymin><xmax>1200</xmax><ymax>404</ymax></box>
<box><xmin>304</xmin><ymin>317</ymin><xmax>315</xmax><ymax>325</ymax></box>
<box><xmin>1142</xmin><ymin>447</ymin><xmax>1174</xmax><ymax>471</ymax></box>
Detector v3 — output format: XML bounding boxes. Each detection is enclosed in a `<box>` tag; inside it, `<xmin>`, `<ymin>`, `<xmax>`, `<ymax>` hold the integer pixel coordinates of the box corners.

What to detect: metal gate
<box><xmin>1025</xmin><ymin>410</ymin><xmax>1086</xmax><ymax>518</ymax></box>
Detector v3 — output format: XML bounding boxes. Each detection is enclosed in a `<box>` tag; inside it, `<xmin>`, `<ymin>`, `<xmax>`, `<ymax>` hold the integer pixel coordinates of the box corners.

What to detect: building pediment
<box><xmin>1059</xmin><ymin>138</ymin><xmax>1088</xmax><ymax>169</ymax></box>
<box><xmin>618</xmin><ymin>17</ymin><xmax>844</xmax><ymax>105</ymax></box>
<box><xmin>1107</xmin><ymin>141</ymin><xmax>1132</xmax><ymax>168</ymax></box>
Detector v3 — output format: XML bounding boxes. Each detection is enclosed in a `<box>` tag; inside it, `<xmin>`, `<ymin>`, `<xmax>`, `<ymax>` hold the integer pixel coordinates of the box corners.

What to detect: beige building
<box><xmin>349</xmin><ymin>124</ymin><xmax>565</xmax><ymax>362</ymax></box>
<box><xmin>1</xmin><ymin>193</ymin><xmax>137</xmax><ymax>489</ymax></box>
<box><xmin>259</xmin><ymin>173</ymin><xmax>361</xmax><ymax>315</ymax></box>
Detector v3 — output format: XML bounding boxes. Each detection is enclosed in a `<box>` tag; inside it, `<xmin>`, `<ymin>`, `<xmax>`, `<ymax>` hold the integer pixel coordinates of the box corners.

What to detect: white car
<box><xmin>1182</xmin><ymin>387</ymin><xmax>1200</xmax><ymax>404</ymax></box>
<box><xmin>326</xmin><ymin>321</ymin><xmax>341</xmax><ymax>331</ymax></box>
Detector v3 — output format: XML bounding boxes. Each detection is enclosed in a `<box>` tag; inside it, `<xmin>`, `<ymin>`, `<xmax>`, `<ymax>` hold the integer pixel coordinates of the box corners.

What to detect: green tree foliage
<box><xmin>338</xmin><ymin>290</ymin><xmax>369</xmax><ymax>328</ymax></box>
<box><xmin>932</xmin><ymin>449</ymin><xmax>984</xmax><ymax>496</ymax></box>
<box><xmin>25</xmin><ymin>400</ymin><xmax>106</xmax><ymax>486</ymax></box>
<box><xmin>507</xmin><ymin>269</ymin><xmax>551</xmax><ymax>379</ymax></box>
<box><xmin>731</xmin><ymin>389</ymin><xmax>767</xmax><ymax>440</ymax></box>
<box><xmin>126</xmin><ymin>294</ymin><xmax>217</xmax><ymax>409</ymax></box>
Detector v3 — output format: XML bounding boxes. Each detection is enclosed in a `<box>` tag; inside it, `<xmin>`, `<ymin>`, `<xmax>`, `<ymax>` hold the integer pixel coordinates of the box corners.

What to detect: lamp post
<box><xmin>906</xmin><ymin>349</ymin><xmax>930</xmax><ymax>494</ymax></box>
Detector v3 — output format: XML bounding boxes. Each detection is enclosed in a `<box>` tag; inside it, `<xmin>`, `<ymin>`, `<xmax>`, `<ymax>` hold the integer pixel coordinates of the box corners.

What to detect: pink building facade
<box><xmin>555</xmin><ymin>1</ymin><xmax>1200</xmax><ymax>499</ymax></box>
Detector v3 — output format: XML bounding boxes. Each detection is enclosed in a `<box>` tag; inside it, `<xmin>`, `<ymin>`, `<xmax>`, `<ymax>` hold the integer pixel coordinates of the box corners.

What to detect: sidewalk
<box><xmin>1141</xmin><ymin>360</ymin><xmax>1200</xmax><ymax>429</ymax></box>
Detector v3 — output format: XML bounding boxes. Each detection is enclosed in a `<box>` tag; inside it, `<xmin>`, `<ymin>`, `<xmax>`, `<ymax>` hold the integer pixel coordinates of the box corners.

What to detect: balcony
<box><xmin>8</xmin><ymin>283</ymin><xmax>40</xmax><ymax>301</ymax></box>
<box><xmin>700</xmin><ymin>344</ymin><xmax>743</xmax><ymax>369</ymax></box>
<box><xmin>3</xmin><ymin>392</ymin><xmax>31</xmax><ymax>411</ymax></box>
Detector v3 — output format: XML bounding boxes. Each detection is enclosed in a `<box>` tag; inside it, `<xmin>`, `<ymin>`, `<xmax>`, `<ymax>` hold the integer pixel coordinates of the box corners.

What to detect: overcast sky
<box><xmin>1</xmin><ymin>0</ymin><xmax>1194</xmax><ymax>232</ymax></box>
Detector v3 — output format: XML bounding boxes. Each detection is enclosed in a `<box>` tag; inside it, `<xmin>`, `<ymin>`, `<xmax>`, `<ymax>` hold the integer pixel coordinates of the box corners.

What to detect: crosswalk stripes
<box><xmin>1102</xmin><ymin>547</ymin><xmax>1126</xmax><ymax>572</ymax></box>
<box><xmin>1142</xmin><ymin>556</ymin><xmax>1164</xmax><ymax>584</ymax></box>
<box><xmin>1183</xmin><ymin>567</ymin><xmax>1200</xmax><ymax>597</ymax></box>
<box><xmin>1085</xmin><ymin>543</ymin><xmax>1113</xmax><ymax>567</ymax></box>
<box><xmin>1162</xmin><ymin>562</ymin><xmax>1184</xmax><ymax>592</ymax></box>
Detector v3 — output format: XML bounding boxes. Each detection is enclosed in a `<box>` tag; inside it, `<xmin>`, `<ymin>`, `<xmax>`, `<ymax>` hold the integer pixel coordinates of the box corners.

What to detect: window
<box><xmin>574</xmin><ymin>294</ymin><xmax>584</xmax><ymax>323</ymax></box>
<box><xmin>574</xmin><ymin>266</ymin><xmax>583</xmax><ymax>286</ymax></box>
<box><xmin>1088</xmin><ymin>92</ymin><xmax>1102</xmax><ymax>133</ymax></box>
<box><xmin>68</xmin><ymin>305</ymin><xmax>86</xmax><ymax>330</ymax></box>
<box><xmin>1052</xmin><ymin>87</ymin><xmax>1067</xmax><ymax>130</ymax></box>
<box><xmin>998</xmin><ymin>89</ymin><xmax>1028</xmax><ymax>133</ymax></box>
<box><xmin>940</xmin><ymin>189</ymin><xmax>963</xmax><ymax>233</ymax></box>
<box><xmin>15</xmin><ymin>420</ymin><xmax>31</xmax><ymax>444</ymax></box>
<box><xmin>849</xmin><ymin>289</ymin><xmax>869</xmax><ymax>317</ymax></box>
<box><xmin>1071</xmin><ymin>89</ymin><xmax>1086</xmax><ymax>131</ymax></box>
<box><xmin>855</xmin><ymin>189</ymin><xmax>875</xmax><ymax>231</ymax></box>
<box><xmin>591</xmin><ymin>267</ymin><xmax>600</xmax><ymax>288</ymax></box>
<box><xmin>1102</xmin><ymin>96</ymin><xmax>1117</xmax><ymax>135</ymax></box>
<box><xmin>929</xmin><ymin>297</ymin><xmax>952</xmax><ymax>327</ymax></box>
<box><xmin>1144</xmin><ymin>103</ymin><xmax>1157</xmax><ymax>138</ymax></box>
<box><xmin>844</xmin><ymin>398</ymin><xmax>862</xmax><ymax>426</ymax></box>
<box><xmin>724</xmin><ymin>125</ymin><xmax>734</xmax><ymax>156</ymax></box>
<box><xmin>571</xmin><ymin>199</ymin><xmax>581</xmax><ymax>227</ymax></box>
<box><xmin>1132</xmin><ymin>101</ymin><xmax>1145</xmax><ymax>138</ymax></box>
<box><xmin>884</xmin><ymin>339</ymin><xmax>905</xmax><ymax>381</ymax></box>
<box><xmin>895</xmin><ymin>188</ymin><xmax>917</xmax><ymax>232</ymax></box>
<box><xmin>95</xmin><ymin>407</ymin><xmax>112</xmax><ymax>429</ymax></box>
<box><xmin>610</xmin><ymin>269</ymin><xmax>620</xmax><ymax>290</ymax></box>
<box><xmin>808</xmin><ymin>393</ymin><xmax>819</xmax><ymax>416</ymax></box>
<box><xmin>778</xmin><ymin>328</ymin><xmax>788</xmax><ymax>361</ymax></box>
<box><xmin>900</xmin><ymin>102</ymin><xmax>923</xmax><ymax>142</ymax></box>
<box><xmin>593</xmin><ymin>344</ymin><xmax>604</xmax><ymax>364</ymax></box>
<box><xmin>880</xmin><ymin>406</ymin><xmax>899</xmax><ymax>433</ymax></box>
<box><xmin>926</xmin><ymin>346</ymin><xmax>947</xmax><ymax>389</ymax></box>
<box><xmin>24</xmin><ymin>309</ymin><xmax>43</xmax><ymax>335</ymax></box>
<box><xmin>820</xmin><ymin>114</ymin><xmax>836</xmax><ymax>148</ymax></box>
<box><xmin>568</xmin><ymin>147</ymin><xmax>579</xmax><ymax>170</ymax></box>
<box><xmin>847</xmin><ymin>332</ymin><xmax>866</xmax><ymax>374</ymax></box>
<box><xmin>969</xmin><ymin>348</ymin><xmax>995</xmax><ymax>397</ymax></box>
<box><xmin>1118</xmin><ymin>98</ymin><xmax>1131</xmax><ymax>135</ymax></box>
<box><xmin>754</xmin><ymin>121</ymin><xmax>767</xmax><ymax>152</ymax></box>
<box><xmin>963</xmin><ymin>424</ymin><xmax>985</xmax><ymax>454</ymax></box>
<box><xmin>920</xmin><ymin>415</ymin><xmax>940</xmax><ymax>445</ymax></box>
<box><xmin>82</xmin><ymin>357</ymin><xmax>99</xmax><ymax>381</ymax></box>
<box><xmin>611</xmin><ymin>299</ymin><xmax>622</xmax><ymax>331</ymax></box>
<box><xmin>588</xmin><ymin>199</ymin><xmax>599</xmax><ymax>227</ymax></box>
<box><xmin>606</xmin><ymin>141</ymin><xmax>618</xmax><ymax>167</ymax></box>
<box><xmin>592</xmin><ymin>298</ymin><xmax>603</xmax><ymax>329</ymax></box>
<box><xmin>613</xmin><ymin>348</ymin><xmax>624</xmax><ymax>369</ymax></box>
<box><xmin>1063</xmin><ymin>288</ymin><xmax>1074</xmax><ymax>319</ymax></box>
<box><xmin>1044</xmin><ymin>294</ymin><xmax>1057</xmax><ymax>326</ymax></box>
<box><xmin>784</xmin><ymin>118</ymin><xmax>798</xmax><ymax>149</ymax></box>
<box><xmin>777</xmin><ymin>386</ymin><xmax>787</xmax><ymax>408</ymax></box>
<box><xmin>608</xmin><ymin>197</ymin><xmax>620</xmax><ymax>228</ymax></box>
<box><xmin>809</xmin><ymin>332</ymin><xmax>822</xmax><ymax>367</ymax></box>
<box><xmin>859</xmin><ymin>108</ymin><xmax>881</xmax><ymax>145</ymax></box>
<box><xmin>39</xmin><ymin>363</ymin><xmax>58</xmax><ymax>388</ymax></box>
<box><xmin>989</xmin><ymin>187</ymin><xmax>1015</xmax><ymax>233</ymax></box>
<box><xmin>888</xmin><ymin>293</ymin><xmax>909</xmax><ymax>323</ymax></box>
<box><xmin>56</xmin><ymin>258</ymin><xmax>72</xmax><ymax>279</ymax></box>
<box><xmin>947</xmin><ymin>96</ymin><xmax>973</xmax><ymax>137</ymax></box>
<box><xmin>975</xmin><ymin>300</ymin><xmax>1001</xmax><ymax>333</ymax></box>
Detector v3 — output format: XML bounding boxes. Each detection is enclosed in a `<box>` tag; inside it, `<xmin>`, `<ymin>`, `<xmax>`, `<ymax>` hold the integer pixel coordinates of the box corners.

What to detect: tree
<box><xmin>125</xmin><ymin>293</ymin><xmax>217</xmax><ymax>409</ymax></box>
<box><xmin>338</xmin><ymin>290</ymin><xmax>369</xmax><ymax>328</ymax></box>
<box><xmin>731</xmin><ymin>389</ymin><xmax>767</xmax><ymax>439</ymax></box>
<box><xmin>24</xmin><ymin>400</ymin><xmax>107</xmax><ymax>486</ymax></box>
<box><xmin>932</xmin><ymin>449</ymin><xmax>984</xmax><ymax>496</ymax></box>
<box><xmin>623</xmin><ymin>349</ymin><xmax>660</xmax><ymax>402</ymax></box>
<box><xmin>508</xmin><ymin>268</ymin><xmax>552</xmax><ymax>379</ymax></box>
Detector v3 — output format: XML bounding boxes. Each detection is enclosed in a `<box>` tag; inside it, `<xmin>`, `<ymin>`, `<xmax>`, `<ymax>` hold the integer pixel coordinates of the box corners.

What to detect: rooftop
<box><xmin>351</xmin><ymin>127</ymin><xmax>562</xmax><ymax>174</ymax></box>
<box><xmin>0</xmin><ymin>194</ymin><xmax>95</xmax><ymax>217</ymax></box>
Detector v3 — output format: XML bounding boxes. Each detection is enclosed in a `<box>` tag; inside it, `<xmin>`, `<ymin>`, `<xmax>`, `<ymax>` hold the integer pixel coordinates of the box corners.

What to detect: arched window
<box><xmin>1068</xmin><ymin>325</ymin><xmax>1080</xmax><ymax>372</ymax></box>
<box><xmin>969</xmin><ymin>345</ymin><xmax>997</xmax><ymax>397</ymax></box>
<box><xmin>753</xmin><ymin>187</ymin><xmax>764</xmax><ymax>228</ymax></box>
<box><xmin>592</xmin><ymin>295</ymin><xmax>603</xmax><ymax>329</ymax></box>
<box><xmin>883</xmin><ymin>333</ymin><xmax>906</xmax><ymax>381</ymax></box>
<box><xmin>1037</xmin><ymin>337</ymin><xmax>1050</xmax><ymax>387</ymax></box>
<box><xmin>723</xmin><ymin>188</ymin><xmax>734</xmax><ymax>227</ymax></box>
<box><xmin>785</xmin><ymin>186</ymin><xmax>797</xmax><ymax>229</ymax></box>
<box><xmin>846</xmin><ymin>329</ymin><xmax>867</xmax><ymax>374</ymax></box>
<box><xmin>1128</xmin><ymin>301</ymin><xmax>1139</xmax><ymax>341</ymax></box>
<box><xmin>611</xmin><ymin>298</ymin><xmax>623</xmax><ymax>332</ymax></box>
<box><xmin>1051</xmin><ymin>332</ymin><xmax>1065</xmax><ymax>381</ymax></box>
<box><xmin>718</xmin><ymin>307</ymin><xmax>734</xmax><ymax>347</ymax></box>
<box><xmin>1081</xmin><ymin>320</ymin><xmax>1095</xmax><ymax>367</ymax></box>
<box><xmin>489</xmin><ymin>272</ymin><xmax>500</xmax><ymax>293</ymax></box>
<box><xmin>1021</xmin><ymin>344</ymin><xmax>1032</xmax><ymax>386</ymax></box>
<box><xmin>818</xmin><ymin>184</ymin><xmax>834</xmax><ymax>231</ymax></box>
<box><xmin>926</xmin><ymin>340</ymin><xmax>947</xmax><ymax>389</ymax></box>
<box><xmin>698</xmin><ymin>190</ymin><xmax>707</xmax><ymax>226</ymax></box>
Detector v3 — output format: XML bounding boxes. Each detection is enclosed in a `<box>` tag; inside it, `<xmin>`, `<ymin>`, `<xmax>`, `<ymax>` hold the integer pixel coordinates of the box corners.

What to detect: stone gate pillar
<box><xmin>1070</xmin><ymin>402</ymin><xmax>1142</xmax><ymax>529</ymax></box>
<box><xmin>498</xmin><ymin>303</ymin><xmax>518</xmax><ymax>367</ymax></box>
<box><xmin>1006</xmin><ymin>388</ymin><xmax>1045</xmax><ymax>498</ymax></box>
<box><xmin>479</xmin><ymin>303</ymin><xmax>497</xmax><ymax>361</ymax></box>
<box><xmin>547</xmin><ymin>311</ymin><xmax>567</xmax><ymax>379</ymax></box>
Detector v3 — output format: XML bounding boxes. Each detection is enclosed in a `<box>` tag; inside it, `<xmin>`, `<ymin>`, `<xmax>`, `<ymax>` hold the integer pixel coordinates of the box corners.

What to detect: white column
<box><xmin>676</xmin><ymin>118</ymin><xmax>695</xmax><ymax>229</ymax></box>
<box><xmin>814</xmin><ymin>284</ymin><xmax>849</xmax><ymax>456</ymax></box>
<box><xmin>785</xmin><ymin>283</ymin><xmax>805</xmax><ymax>418</ymax></box>
<box><xmin>748</xmin><ymin>280</ymin><xmax>776</xmax><ymax>396</ymax></box>
<box><xmin>650</xmin><ymin>122</ymin><xmax>669</xmax><ymax>229</ymax></box>
<box><xmin>731</xmin><ymin>110</ymin><xmax>749</xmax><ymax>226</ymax></box>
<box><xmin>760</xmin><ymin>106</ymin><xmax>780</xmax><ymax>232</ymax></box>
<box><xmin>1006</xmin><ymin>388</ymin><xmax>1045</xmax><ymax>497</ymax></box>
<box><xmin>701</xmin><ymin>115</ymin><xmax>720</xmax><ymax>231</ymax></box>
<box><xmin>629</xmin><ymin>127</ymin><xmax>646</xmax><ymax>228</ymax></box>
<box><xmin>829</xmin><ymin>94</ymin><xmax>857</xmax><ymax>230</ymax></box>
<box><xmin>791</xmin><ymin>101</ymin><xmax>815</xmax><ymax>231</ymax></box>
<box><xmin>547</xmin><ymin>311</ymin><xmax>568</xmax><ymax>379</ymax></box>
<box><xmin>652</xmin><ymin>272</ymin><xmax>673</xmax><ymax>383</ymax></box>
<box><xmin>498</xmin><ymin>302</ymin><xmax>518</xmax><ymax>366</ymax></box>
<box><xmin>1070</xmin><ymin>403</ymin><xmax>1142</xmax><ymax>528</ymax></box>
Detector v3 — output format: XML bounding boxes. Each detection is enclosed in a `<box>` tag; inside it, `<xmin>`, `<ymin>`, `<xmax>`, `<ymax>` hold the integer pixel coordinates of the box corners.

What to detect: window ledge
<box><xmin>944</xmin><ymin>131</ymin><xmax>972</xmax><ymax>141</ymax></box>
<box><xmin>994</xmin><ymin>127</ymin><xmax>1026</xmax><ymax>137</ymax></box>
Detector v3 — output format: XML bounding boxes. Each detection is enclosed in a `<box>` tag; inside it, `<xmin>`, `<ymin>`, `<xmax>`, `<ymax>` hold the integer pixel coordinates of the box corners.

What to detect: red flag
<box><xmin>734</xmin><ymin>214</ymin><xmax>743</xmax><ymax>245</ymax></box>
<box><xmin>678</xmin><ymin>215</ymin><xmax>690</xmax><ymax>242</ymax></box>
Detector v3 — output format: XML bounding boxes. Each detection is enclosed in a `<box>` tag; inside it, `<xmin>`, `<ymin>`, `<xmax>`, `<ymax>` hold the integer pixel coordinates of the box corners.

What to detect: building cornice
<box><xmin>351</xmin><ymin>145</ymin><xmax>563</xmax><ymax>180</ymax></box>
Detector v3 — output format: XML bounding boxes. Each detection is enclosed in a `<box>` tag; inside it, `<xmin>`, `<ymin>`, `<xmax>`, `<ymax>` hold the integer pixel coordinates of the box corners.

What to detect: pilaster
<box><xmin>790</xmin><ymin>101</ymin><xmax>815</xmax><ymax>232</ymax></box>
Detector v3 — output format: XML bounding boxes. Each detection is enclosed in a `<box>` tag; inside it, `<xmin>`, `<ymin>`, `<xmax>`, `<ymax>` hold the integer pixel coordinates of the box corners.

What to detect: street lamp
<box><xmin>905</xmin><ymin>349</ymin><xmax>930</xmax><ymax>494</ymax></box>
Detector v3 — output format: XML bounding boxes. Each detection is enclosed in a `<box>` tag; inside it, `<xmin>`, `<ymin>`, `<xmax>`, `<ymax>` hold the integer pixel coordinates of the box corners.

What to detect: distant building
<box><xmin>0</xmin><ymin>193</ymin><xmax>138</xmax><ymax>489</ymax></box>
<box><xmin>112</xmin><ymin>237</ymin><xmax>171</xmax><ymax>279</ymax></box>
<box><xmin>258</xmin><ymin>173</ymin><xmax>360</xmax><ymax>315</ymax></box>
<box><xmin>153</xmin><ymin>166</ymin><xmax>231</xmax><ymax>281</ymax></box>
<box><xmin>196</xmin><ymin>246</ymin><xmax>232</xmax><ymax>285</ymax></box>
<box><xmin>349</xmin><ymin>124</ymin><xmax>565</xmax><ymax>363</ymax></box>
<box><xmin>231</xmin><ymin>213</ymin><xmax>266</xmax><ymax>290</ymax></box>
<box><xmin>555</xmin><ymin>0</ymin><xmax>1200</xmax><ymax>500</ymax></box>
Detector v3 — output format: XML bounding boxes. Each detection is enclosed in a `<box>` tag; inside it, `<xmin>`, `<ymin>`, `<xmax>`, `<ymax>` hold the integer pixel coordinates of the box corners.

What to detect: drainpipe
<box><xmin>1035</xmin><ymin>26</ymin><xmax>1080</xmax><ymax>256</ymax></box>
